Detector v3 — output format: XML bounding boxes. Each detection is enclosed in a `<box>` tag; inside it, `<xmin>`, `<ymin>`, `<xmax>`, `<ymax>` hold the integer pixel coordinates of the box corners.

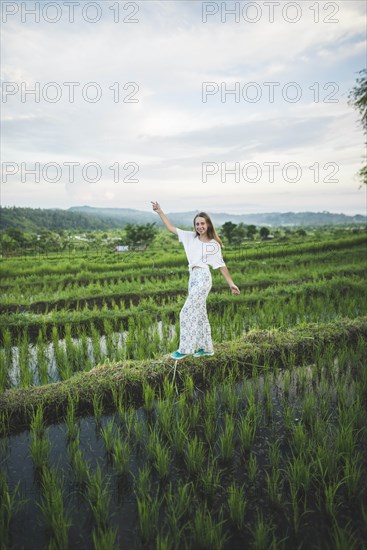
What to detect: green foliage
<box><xmin>348</xmin><ymin>68</ymin><xmax>367</xmax><ymax>185</ymax></box>
<box><xmin>124</xmin><ymin>222</ymin><xmax>158</xmax><ymax>246</ymax></box>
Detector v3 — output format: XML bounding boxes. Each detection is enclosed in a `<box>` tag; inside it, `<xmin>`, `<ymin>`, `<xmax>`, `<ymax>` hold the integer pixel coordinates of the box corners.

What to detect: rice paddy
<box><xmin>0</xmin><ymin>229</ymin><xmax>366</xmax><ymax>549</ymax></box>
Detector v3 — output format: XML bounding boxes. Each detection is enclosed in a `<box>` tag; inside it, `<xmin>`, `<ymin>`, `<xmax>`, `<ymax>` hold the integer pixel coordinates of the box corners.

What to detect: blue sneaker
<box><xmin>193</xmin><ymin>349</ymin><xmax>214</xmax><ymax>357</ymax></box>
<box><xmin>170</xmin><ymin>351</ymin><xmax>189</xmax><ymax>360</ymax></box>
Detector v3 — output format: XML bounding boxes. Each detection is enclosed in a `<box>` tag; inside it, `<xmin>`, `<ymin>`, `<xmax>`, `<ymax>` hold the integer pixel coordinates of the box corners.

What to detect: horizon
<box><xmin>1</xmin><ymin>204</ymin><xmax>365</xmax><ymax>218</ymax></box>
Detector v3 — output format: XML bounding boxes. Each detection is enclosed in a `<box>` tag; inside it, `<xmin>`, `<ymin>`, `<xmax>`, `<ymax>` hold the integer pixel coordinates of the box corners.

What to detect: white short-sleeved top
<box><xmin>176</xmin><ymin>228</ymin><xmax>226</xmax><ymax>270</ymax></box>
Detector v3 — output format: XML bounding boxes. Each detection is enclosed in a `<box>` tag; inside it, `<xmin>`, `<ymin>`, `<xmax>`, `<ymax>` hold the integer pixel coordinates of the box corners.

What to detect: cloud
<box><xmin>1</xmin><ymin>0</ymin><xmax>366</xmax><ymax>213</ymax></box>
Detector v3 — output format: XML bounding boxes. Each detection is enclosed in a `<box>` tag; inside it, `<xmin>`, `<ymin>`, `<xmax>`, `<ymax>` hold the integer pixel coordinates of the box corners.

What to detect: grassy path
<box><xmin>1</xmin><ymin>316</ymin><xmax>366</xmax><ymax>433</ymax></box>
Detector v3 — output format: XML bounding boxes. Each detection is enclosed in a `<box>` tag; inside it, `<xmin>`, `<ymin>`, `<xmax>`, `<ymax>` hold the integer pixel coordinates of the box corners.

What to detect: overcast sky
<box><xmin>1</xmin><ymin>0</ymin><xmax>366</xmax><ymax>215</ymax></box>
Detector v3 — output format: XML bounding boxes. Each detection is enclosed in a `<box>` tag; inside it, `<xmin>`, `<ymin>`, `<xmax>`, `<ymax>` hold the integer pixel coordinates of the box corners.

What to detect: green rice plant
<box><xmin>240</xmin><ymin>379</ymin><xmax>255</xmax><ymax>409</ymax></box>
<box><xmin>156</xmin><ymin>532</ymin><xmax>175</xmax><ymax>550</ymax></box>
<box><xmin>297</xmin><ymin>366</ymin><xmax>311</xmax><ymax>396</ymax></box>
<box><xmin>250</xmin><ymin>512</ymin><xmax>274</xmax><ymax>550</ymax></box>
<box><xmin>168</xmin><ymin>416</ymin><xmax>189</xmax><ymax>456</ymax></box>
<box><xmin>265</xmin><ymin>467</ymin><xmax>284</xmax><ymax>507</ymax></box>
<box><xmin>0</xmin><ymin>351</ymin><xmax>8</xmax><ymax>393</ymax></box>
<box><xmin>283</xmin><ymin>402</ymin><xmax>298</xmax><ymax>435</ymax></box>
<box><xmin>165</xmin><ymin>481</ymin><xmax>193</xmax><ymax>524</ymax></box>
<box><xmin>132</xmin><ymin>416</ymin><xmax>148</xmax><ymax>448</ymax></box>
<box><xmin>104</xmin><ymin>320</ymin><xmax>115</xmax><ymax>361</ymax></box>
<box><xmin>143</xmin><ymin>383</ymin><xmax>156</xmax><ymax>413</ymax></box>
<box><xmin>320</xmin><ymin>478</ymin><xmax>344</xmax><ymax>519</ymax></box>
<box><xmin>38</xmin><ymin>466</ymin><xmax>72</xmax><ymax>549</ymax></box>
<box><xmin>0</xmin><ymin>411</ymin><xmax>10</xmax><ymax>438</ymax></box>
<box><xmin>162</xmin><ymin>376</ymin><xmax>175</xmax><ymax>401</ymax></box>
<box><xmin>18</xmin><ymin>332</ymin><xmax>32</xmax><ymax>388</ymax></box>
<box><xmin>186</xmin><ymin>401</ymin><xmax>201</xmax><ymax>432</ymax></box>
<box><xmin>238</xmin><ymin>416</ymin><xmax>256</xmax><ymax>454</ymax></box>
<box><xmin>65</xmin><ymin>324</ymin><xmax>77</xmax><ymax>372</ymax></box>
<box><xmin>2</xmin><ymin>329</ymin><xmax>12</xmax><ymax>375</ymax></box>
<box><xmin>283</xmin><ymin>370</ymin><xmax>291</xmax><ymax>398</ymax></box>
<box><xmin>30</xmin><ymin>404</ymin><xmax>45</xmax><ymax>438</ymax></box>
<box><xmin>301</xmin><ymin>392</ymin><xmax>317</xmax><ymax>428</ymax></box>
<box><xmin>100</xmin><ymin>419</ymin><xmax>117</xmax><ymax>455</ymax></box>
<box><xmin>203</xmin><ymin>414</ymin><xmax>216</xmax><ymax>447</ymax></box>
<box><xmin>184</xmin><ymin>435</ymin><xmax>205</xmax><ymax>477</ymax></box>
<box><xmin>286</xmin><ymin>454</ymin><xmax>311</xmax><ymax>496</ymax></box>
<box><xmin>65</xmin><ymin>396</ymin><xmax>79</xmax><ymax>441</ymax></box>
<box><xmin>288</xmin><ymin>484</ymin><xmax>304</xmax><ymax>537</ymax></box>
<box><xmin>93</xmin><ymin>393</ymin><xmax>103</xmax><ymax>424</ymax></box>
<box><xmin>314</xmin><ymin>442</ymin><xmax>340</xmax><ymax>485</ymax></box>
<box><xmin>30</xmin><ymin>431</ymin><xmax>50</xmax><ymax>473</ymax></box>
<box><xmin>157</xmin><ymin>398</ymin><xmax>173</xmax><ymax>437</ymax></box>
<box><xmin>120</xmin><ymin>407</ymin><xmax>135</xmax><ymax>438</ymax></box>
<box><xmin>92</xmin><ymin>526</ymin><xmax>118</xmax><ymax>550</ymax></box>
<box><xmin>248</xmin><ymin>453</ymin><xmax>258</xmax><ymax>482</ymax></box>
<box><xmin>268</xmin><ymin>439</ymin><xmax>281</xmax><ymax>470</ymax></box>
<box><xmin>91</xmin><ymin>322</ymin><xmax>102</xmax><ymax>365</ymax></box>
<box><xmin>134</xmin><ymin>464</ymin><xmax>151</xmax><ymax>500</ymax></box>
<box><xmin>263</xmin><ymin>376</ymin><xmax>273</xmax><ymax>421</ymax></box>
<box><xmin>291</xmin><ymin>422</ymin><xmax>308</xmax><ymax>456</ymax></box>
<box><xmin>178</xmin><ymin>392</ymin><xmax>187</xmax><ymax>418</ymax></box>
<box><xmin>53</xmin><ymin>336</ymin><xmax>71</xmax><ymax>382</ymax></box>
<box><xmin>199</xmin><ymin>458</ymin><xmax>221</xmax><ymax>500</ymax></box>
<box><xmin>136</xmin><ymin>492</ymin><xmax>161</xmax><ymax>546</ymax></box>
<box><xmin>319</xmin><ymin>384</ymin><xmax>332</xmax><ymax>421</ymax></box>
<box><xmin>221</xmin><ymin>383</ymin><xmax>240</xmax><ymax>415</ymax></box>
<box><xmin>227</xmin><ymin>481</ymin><xmax>247</xmax><ymax>530</ymax></box>
<box><xmin>311</xmin><ymin>415</ymin><xmax>329</xmax><ymax>445</ymax></box>
<box><xmin>343</xmin><ymin>454</ymin><xmax>363</xmax><ymax>498</ymax></box>
<box><xmin>183</xmin><ymin>375</ymin><xmax>194</xmax><ymax>400</ymax></box>
<box><xmin>361</xmin><ymin>503</ymin><xmax>367</xmax><ymax>539</ymax></box>
<box><xmin>162</xmin><ymin>481</ymin><xmax>193</xmax><ymax>549</ymax></box>
<box><xmin>246</xmin><ymin>393</ymin><xmax>260</xmax><ymax>426</ymax></box>
<box><xmin>337</xmin><ymin>394</ymin><xmax>363</xmax><ymax>432</ymax></box>
<box><xmin>36</xmin><ymin>329</ymin><xmax>49</xmax><ymax>386</ymax></box>
<box><xmin>80</xmin><ymin>329</ymin><xmax>90</xmax><ymax>370</ymax></box>
<box><xmin>336</xmin><ymin>424</ymin><xmax>356</xmax><ymax>459</ymax></box>
<box><xmin>203</xmin><ymin>388</ymin><xmax>217</xmax><ymax>418</ymax></box>
<box><xmin>147</xmin><ymin>426</ymin><xmax>162</xmax><ymax>461</ymax></box>
<box><xmin>218</xmin><ymin>413</ymin><xmax>235</xmax><ymax>463</ymax></box>
<box><xmin>153</xmin><ymin>442</ymin><xmax>171</xmax><ymax>480</ymax></box>
<box><xmin>0</xmin><ymin>473</ymin><xmax>23</xmax><ymax>550</ymax></box>
<box><xmin>191</xmin><ymin>503</ymin><xmax>228</xmax><ymax>550</ymax></box>
<box><xmin>330</xmin><ymin>521</ymin><xmax>359</xmax><ymax>550</ymax></box>
<box><xmin>112</xmin><ymin>437</ymin><xmax>131</xmax><ymax>477</ymax></box>
<box><xmin>86</xmin><ymin>465</ymin><xmax>111</xmax><ymax>532</ymax></box>
<box><xmin>70</xmin><ymin>445</ymin><xmax>89</xmax><ymax>487</ymax></box>
<box><xmin>264</xmin><ymin>389</ymin><xmax>273</xmax><ymax>421</ymax></box>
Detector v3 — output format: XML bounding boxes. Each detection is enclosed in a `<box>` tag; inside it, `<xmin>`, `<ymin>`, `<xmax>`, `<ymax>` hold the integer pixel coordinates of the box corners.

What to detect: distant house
<box><xmin>130</xmin><ymin>244</ymin><xmax>147</xmax><ymax>251</ymax></box>
<box><xmin>114</xmin><ymin>245</ymin><xmax>129</xmax><ymax>252</ymax></box>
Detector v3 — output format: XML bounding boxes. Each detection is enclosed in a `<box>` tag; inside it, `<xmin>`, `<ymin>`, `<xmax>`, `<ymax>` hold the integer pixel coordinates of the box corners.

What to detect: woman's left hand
<box><xmin>230</xmin><ymin>284</ymin><xmax>240</xmax><ymax>295</ymax></box>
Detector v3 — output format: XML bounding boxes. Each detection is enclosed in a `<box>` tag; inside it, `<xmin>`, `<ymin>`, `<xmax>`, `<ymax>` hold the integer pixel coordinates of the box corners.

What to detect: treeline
<box><xmin>0</xmin><ymin>207</ymin><xmax>121</xmax><ymax>231</ymax></box>
<box><xmin>1</xmin><ymin>206</ymin><xmax>366</xmax><ymax>233</ymax></box>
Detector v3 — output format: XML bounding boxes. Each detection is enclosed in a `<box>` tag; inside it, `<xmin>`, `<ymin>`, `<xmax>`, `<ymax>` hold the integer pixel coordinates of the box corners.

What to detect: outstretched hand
<box><xmin>151</xmin><ymin>201</ymin><xmax>161</xmax><ymax>213</ymax></box>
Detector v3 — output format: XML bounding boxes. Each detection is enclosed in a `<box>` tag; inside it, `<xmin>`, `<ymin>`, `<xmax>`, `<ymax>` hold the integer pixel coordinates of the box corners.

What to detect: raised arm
<box><xmin>151</xmin><ymin>201</ymin><xmax>177</xmax><ymax>235</ymax></box>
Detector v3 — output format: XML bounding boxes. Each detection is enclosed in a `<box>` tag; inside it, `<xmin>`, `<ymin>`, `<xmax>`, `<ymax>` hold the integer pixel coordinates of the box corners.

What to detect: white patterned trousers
<box><xmin>178</xmin><ymin>268</ymin><xmax>213</xmax><ymax>354</ymax></box>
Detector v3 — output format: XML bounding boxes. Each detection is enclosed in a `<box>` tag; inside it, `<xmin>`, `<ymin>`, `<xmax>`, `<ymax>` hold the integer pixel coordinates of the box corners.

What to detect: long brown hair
<box><xmin>193</xmin><ymin>212</ymin><xmax>223</xmax><ymax>247</ymax></box>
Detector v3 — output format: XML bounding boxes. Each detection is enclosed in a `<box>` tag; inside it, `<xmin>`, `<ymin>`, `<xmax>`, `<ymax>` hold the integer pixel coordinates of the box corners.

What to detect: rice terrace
<box><xmin>1</xmin><ymin>220</ymin><xmax>366</xmax><ymax>549</ymax></box>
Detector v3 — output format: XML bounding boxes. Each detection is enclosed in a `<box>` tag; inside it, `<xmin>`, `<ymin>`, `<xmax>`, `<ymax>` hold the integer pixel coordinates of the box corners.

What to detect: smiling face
<box><xmin>194</xmin><ymin>216</ymin><xmax>208</xmax><ymax>237</ymax></box>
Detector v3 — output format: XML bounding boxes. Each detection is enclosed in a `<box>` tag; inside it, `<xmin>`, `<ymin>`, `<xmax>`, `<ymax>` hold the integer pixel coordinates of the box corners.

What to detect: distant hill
<box><xmin>0</xmin><ymin>207</ymin><xmax>120</xmax><ymax>232</ymax></box>
<box><xmin>0</xmin><ymin>206</ymin><xmax>365</xmax><ymax>232</ymax></box>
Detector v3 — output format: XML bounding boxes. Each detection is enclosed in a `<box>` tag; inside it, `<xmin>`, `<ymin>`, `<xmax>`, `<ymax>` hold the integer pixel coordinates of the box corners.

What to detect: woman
<box><xmin>151</xmin><ymin>201</ymin><xmax>240</xmax><ymax>359</ymax></box>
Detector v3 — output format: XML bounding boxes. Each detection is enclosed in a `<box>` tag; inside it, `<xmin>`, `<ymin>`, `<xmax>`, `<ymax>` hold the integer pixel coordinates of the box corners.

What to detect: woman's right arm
<box><xmin>151</xmin><ymin>201</ymin><xmax>177</xmax><ymax>235</ymax></box>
